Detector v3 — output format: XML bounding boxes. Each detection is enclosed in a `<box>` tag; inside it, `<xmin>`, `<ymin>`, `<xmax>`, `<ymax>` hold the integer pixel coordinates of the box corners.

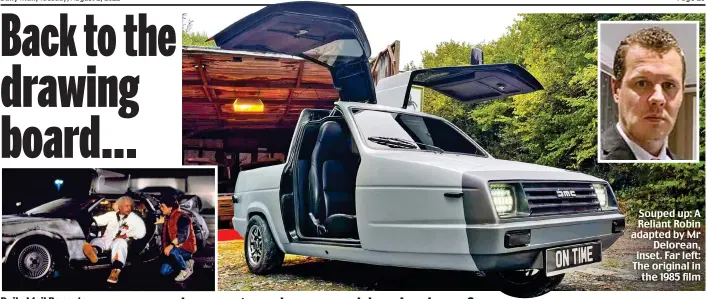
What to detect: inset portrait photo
<box><xmin>598</xmin><ymin>21</ymin><xmax>699</xmax><ymax>162</ymax></box>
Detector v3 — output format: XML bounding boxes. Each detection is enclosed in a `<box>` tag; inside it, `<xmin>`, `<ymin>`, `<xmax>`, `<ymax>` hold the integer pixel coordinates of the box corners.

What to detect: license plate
<box><xmin>545</xmin><ymin>242</ymin><xmax>602</xmax><ymax>276</ymax></box>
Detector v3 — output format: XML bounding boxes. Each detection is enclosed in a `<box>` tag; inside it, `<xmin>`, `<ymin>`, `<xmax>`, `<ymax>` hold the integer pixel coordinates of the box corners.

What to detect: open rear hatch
<box><xmin>376</xmin><ymin>63</ymin><xmax>544</xmax><ymax>109</ymax></box>
<box><xmin>212</xmin><ymin>1</ymin><xmax>376</xmax><ymax>104</ymax></box>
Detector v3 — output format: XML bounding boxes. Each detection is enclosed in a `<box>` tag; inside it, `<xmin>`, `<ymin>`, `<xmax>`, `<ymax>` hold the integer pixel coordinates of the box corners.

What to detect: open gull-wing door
<box><xmin>212</xmin><ymin>1</ymin><xmax>376</xmax><ymax>104</ymax></box>
<box><xmin>376</xmin><ymin>63</ymin><xmax>544</xmax><ymax>109</ymax></box>
<box><xmin>91</xmin><ymin>169</ymin><xmax>130</xmax><ymax>194</ymax></box>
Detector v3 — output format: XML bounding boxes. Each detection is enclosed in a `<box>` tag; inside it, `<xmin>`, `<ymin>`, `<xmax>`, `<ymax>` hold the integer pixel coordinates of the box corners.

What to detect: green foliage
<box><xmin>418</xmin><ymin>14</ymin><xmax>705</xmax><ymax>219</ymax></box>
<box><xmin>183</xmin><ymin>31</ymin><xmax>215</xmax><ymax>47</ymax></box>
<box><xmin>402</xmin><ymin>61</ymin><xmax>421</xmax><ymax>71</ymax></box>
<box><xmin>182</xmin><ymin>13</ymin><xmax>215</xmax><ymax>47</ymax></box>
<box><xmin>611</xmin><ymin>163</ymin><xmax>705</xmax><ymax>220</ymax></box>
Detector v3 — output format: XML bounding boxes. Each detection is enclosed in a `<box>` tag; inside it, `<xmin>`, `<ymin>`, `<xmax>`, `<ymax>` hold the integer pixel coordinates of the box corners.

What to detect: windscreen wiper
<box><xmin>367</xmin><ymin>136</ymin><xmax>445</xmax><ymax>153</ymax></box>
<box><xmin>367</xmin><ymin>136</ymin><xmax>418</xmax><ymax>149</ymax></box>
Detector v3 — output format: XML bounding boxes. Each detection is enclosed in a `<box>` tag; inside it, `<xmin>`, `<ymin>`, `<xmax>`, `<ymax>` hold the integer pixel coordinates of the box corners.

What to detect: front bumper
<box><xmin>467</xmin><ymin>213</ymin><xmax>624</xmax><ymax>271</ymax></box>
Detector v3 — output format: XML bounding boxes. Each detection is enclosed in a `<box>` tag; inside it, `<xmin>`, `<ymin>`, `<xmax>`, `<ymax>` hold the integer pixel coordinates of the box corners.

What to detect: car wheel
<box><xmin>11</xmin><ymin>243</ymin><xmax>56</xmax><ymax>282</ymax></box>
<box><xmin>489</xmin><ymin>269</ymin><xmax>564</xmax><ymax>298</ymax></box>
<box><xmin>244</xmin><ymin>215</ymin><xmax>284</xmax><ymax>274</ymax></box>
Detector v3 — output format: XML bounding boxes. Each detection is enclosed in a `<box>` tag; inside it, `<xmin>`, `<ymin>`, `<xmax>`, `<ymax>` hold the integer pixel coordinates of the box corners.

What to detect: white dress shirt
<box><xmin>94</xmin><ymin>211</ymin><xmax>147</xmax><ymax>240</ymax></box>
<box><xmin>616</xmin><ymin>123</ymin><xmax>671</xmax><ymax>161</ymax></box>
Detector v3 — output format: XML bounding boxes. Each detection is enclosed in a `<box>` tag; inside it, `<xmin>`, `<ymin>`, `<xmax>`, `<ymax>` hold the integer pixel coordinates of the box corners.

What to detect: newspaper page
<box><xmin>0</xmin><ymin>0</ymin><xmax>704</xmax><ymax>298</ymax></box>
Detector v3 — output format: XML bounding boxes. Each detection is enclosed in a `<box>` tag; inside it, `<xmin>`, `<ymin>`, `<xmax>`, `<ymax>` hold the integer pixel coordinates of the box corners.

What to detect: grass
<box><xmin>217</xmin><ymin>240</ymin><xmax>357</xmax><ymax>291</ymax></box>
<box><xmin>599</xmin><ymin>257</ymin><xmax>629</xmax><ymax>270</ymax></box>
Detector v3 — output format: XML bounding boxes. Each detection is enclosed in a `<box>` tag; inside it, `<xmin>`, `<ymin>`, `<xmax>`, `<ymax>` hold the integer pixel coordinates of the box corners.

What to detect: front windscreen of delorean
<box><xmin>351</xmin><ymin>108</ymin><xmax>487</xmax><ymax>157</ymax></box>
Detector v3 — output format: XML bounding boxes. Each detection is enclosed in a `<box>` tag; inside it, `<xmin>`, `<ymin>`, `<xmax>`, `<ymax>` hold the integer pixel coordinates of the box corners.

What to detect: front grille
<box><xmin>522</xmin><ymin>182</ymin><xmax>601</xmax><ymax>216</ymax></box>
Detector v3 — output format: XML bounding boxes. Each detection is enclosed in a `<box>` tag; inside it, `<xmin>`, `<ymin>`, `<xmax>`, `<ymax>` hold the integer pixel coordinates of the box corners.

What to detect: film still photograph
<box><xmin>1</xmin><ymin>168</ymin><xmax>216</xmax><ymax>291</ymax></box>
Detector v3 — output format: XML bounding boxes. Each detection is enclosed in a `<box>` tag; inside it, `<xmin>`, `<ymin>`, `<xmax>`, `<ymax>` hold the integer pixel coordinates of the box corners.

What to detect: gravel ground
<box><xmin>558</xmin><ymin>226</ymin><xmax>705</xmax><ymax>291</ymax></box>
<box><xmin>218</xmin><ymin>226</ymin><xmax>705</xmax><ymax>292</ymax></box>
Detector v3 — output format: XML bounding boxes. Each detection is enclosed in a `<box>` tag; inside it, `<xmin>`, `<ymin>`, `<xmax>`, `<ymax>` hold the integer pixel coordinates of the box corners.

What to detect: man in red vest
<box><xmin>158</xmin><ymin>195</ymin><xmax>197</xmax><ymax>282</ymax></box>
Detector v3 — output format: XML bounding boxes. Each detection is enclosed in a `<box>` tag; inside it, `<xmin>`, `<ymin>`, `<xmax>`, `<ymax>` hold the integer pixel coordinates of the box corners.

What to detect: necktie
<box><xmin>116</xmin><ymin>214</ymin><xmax>127</xmax><ymax>237</ymax></box>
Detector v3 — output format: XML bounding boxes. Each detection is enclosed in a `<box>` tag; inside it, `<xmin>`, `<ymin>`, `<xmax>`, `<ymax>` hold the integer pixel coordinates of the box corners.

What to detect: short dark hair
<box><xmin>613</xmin><ymin>26</ymin><xmax>686</xmax><ymax>85</ymax></box>
<box><xmin>161</xmin><ymin>194</ymin><xmax>180</xmax><ymax>209</ymax></box>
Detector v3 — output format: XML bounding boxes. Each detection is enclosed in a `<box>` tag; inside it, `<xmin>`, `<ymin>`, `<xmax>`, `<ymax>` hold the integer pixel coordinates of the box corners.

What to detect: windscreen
<box><xmin>302</xmin><ymin>38</ymin><xmax>365</xmax><ymax>66</ymax></box>
<box><xmin>351</xmin><ymin>109</ymin><xmax>485</xmax><ymax>156</ymax></box>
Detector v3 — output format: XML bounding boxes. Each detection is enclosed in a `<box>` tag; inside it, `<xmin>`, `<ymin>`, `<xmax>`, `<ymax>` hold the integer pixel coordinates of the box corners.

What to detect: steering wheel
<box><xmin>89</xmin><ymin>217</ymin><xmax>103</xmax><ymax>239</ymax></box>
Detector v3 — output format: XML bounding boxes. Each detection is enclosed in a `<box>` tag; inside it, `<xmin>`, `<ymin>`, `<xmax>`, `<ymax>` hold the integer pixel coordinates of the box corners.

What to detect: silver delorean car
<box><xmin>215</xmin><ymin>2</ymin><xmax>625</xmax><ymax>297</ymax></box>
<box><xmin>2</xmin><ymin>169</ymin><xmax>209</xmax><ymax>283</ymax></box>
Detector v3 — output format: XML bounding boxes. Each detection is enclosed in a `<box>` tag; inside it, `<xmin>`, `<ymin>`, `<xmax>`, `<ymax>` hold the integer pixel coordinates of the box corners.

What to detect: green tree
<box><xmin>402</xmin><ymin>60</ymin><xmax>421</xmax><ymax>71</ymax></box>
<box><xmin>182</xmin><ymin>13</ymin><xmax>215</xmax><ymax>47</ymax></box>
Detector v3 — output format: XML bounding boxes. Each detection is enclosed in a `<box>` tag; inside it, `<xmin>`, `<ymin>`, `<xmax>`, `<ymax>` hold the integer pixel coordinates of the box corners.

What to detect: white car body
<box><xmin>233</xmin><ymin>101</ymin><xmax>624</xmax><ymax>272</ymax></box>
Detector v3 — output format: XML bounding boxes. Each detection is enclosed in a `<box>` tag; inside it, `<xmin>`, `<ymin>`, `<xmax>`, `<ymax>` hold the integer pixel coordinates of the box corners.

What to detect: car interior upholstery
<box><xmin>294</xmin><ymin>123</ymin><xmax>323</xmax><ymax>236</ymax></box>
<box><xmin>307</xmin><ymin>120</ymin><xmax>360</xmax><ymax>239</ymax></box>
<box><xmin>292</xmin><ymin>116</ymin><xmax>360</xmax><ymax>239</ymax></box>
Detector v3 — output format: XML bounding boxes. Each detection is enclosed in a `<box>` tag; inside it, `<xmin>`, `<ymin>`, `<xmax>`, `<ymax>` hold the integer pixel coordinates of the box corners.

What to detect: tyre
<box><xmin>8</xmin><ymin>243</ymin><xmax>56</xmax><ymax>283</ymax></box>
<box><xmin>244</xmin><ymin>215</ymin><xmax>284</xmax><ymax>274</ymax></box>
<box><xmin>489</xmin><ymin>269</ymin><xmax>564</xmax><ymax>298</ymax></box>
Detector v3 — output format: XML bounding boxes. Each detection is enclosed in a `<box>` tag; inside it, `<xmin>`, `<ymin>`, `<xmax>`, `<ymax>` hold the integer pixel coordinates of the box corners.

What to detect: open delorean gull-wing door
<box><xmin>212</xmin><ymin>1</ymin><xmax>376</xmax><ymax>104</ymax></box>
<box><xmin>91</xmin><ymin>169</ymin><xmax>130</xmax><ymax>194</ymax></box>
<box><xmin>375</xmin><ymin>63</ymin><xmax>544</xmax><ymax>109</ymax></box>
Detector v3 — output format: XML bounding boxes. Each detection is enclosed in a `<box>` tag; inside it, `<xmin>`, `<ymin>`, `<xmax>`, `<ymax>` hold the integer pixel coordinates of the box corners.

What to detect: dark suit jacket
<box><xmin>601</xmin><ymin>124</ymin><xmax>676</xmax><ymax>160</ymax></box>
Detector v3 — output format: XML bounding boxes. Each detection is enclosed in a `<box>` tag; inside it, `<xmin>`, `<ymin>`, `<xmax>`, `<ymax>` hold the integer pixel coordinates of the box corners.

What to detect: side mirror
<box><xmin>470</xmin><ymin>48</ymin><xmax>483</xmax><ymax>65</ymax></box>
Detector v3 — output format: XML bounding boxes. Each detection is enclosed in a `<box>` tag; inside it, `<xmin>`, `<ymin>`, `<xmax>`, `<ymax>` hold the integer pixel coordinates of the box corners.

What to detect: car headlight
<box><xmin>490</xmin><ymin>183</ymin><xmax>516</xmax><ymax>216</ymax></box>
<box><xmin>592</xmin><ymin>183</ymin><xmax>610</xmax><ymax>209</ymax></box>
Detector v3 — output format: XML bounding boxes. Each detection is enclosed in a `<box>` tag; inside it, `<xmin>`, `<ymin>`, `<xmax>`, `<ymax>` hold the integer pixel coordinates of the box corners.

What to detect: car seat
<box><xmin>127</xmin><ymin>200</ymin><xmax>158</xmax><ymax>261</ymax></box>
<box><xmin>308</xmin><ymin>120</ymin><xmax>358</xmax><ymax>238</ymax></box>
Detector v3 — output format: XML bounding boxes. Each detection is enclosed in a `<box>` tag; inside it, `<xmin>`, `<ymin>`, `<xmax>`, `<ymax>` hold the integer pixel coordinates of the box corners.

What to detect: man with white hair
<box><xmin>82</xmin><ymin>195</ymin><xmax>146</xmax><ymax>283</ymax></box>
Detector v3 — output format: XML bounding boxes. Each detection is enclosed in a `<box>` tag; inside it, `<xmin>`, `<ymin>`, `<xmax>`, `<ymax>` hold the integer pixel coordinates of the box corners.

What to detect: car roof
<box><xmin>335</xmin><ymin>101</ymin><xmax>447</xmax><ymax>121</ymax></box>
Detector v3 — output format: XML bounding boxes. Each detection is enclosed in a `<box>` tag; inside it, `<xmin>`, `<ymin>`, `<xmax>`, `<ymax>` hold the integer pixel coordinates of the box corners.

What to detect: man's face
<box><xmin>118</xmin><ymin>200</ymin><xmax>133</xmax><ymax>216</ymax></box>
<box><xmin>160</xmin><ymin>203</ymin><xmax>172</xmax><ymax>216</ymax></box>
<box><xmin>612</xmin><ymin>44</ymin><xmax>684</xmax><ymax>143</ymax></box>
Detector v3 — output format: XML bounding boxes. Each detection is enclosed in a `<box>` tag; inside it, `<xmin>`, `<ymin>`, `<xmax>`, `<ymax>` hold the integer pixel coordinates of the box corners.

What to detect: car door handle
<box><xmin>232</xmin><ymin>194</ymin><xmax>239</xmax><ymax>203</ymax></box>
<box><xmin>444</xmin><ymin>192</ymin><xmax>463</xmax><ymax>198</ymax></box>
